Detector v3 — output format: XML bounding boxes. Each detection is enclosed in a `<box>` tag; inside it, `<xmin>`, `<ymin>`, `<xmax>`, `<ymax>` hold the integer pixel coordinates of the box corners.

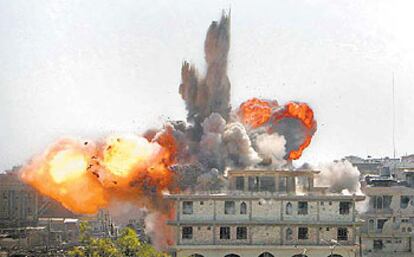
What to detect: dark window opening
<box><xmin>182</xmin><ymin>226</ymin><xmax>193</xmax><ymax>239</ymax></box>
<box><xmin>339</xmin><ymin>202</ymin><xmax>351</xmax><ymax>215</ymax></box>
<box><xmin>259</xmin><ymin>176</ymin><xmax>275</xmax><ymax>192</ymax></box>
<box><xmin>298</xmin><ymin>201</ymin><xmax>308</xmax><ymax>215</ymax></box>
<box><xmin>377</xmin><ymin>219</ymin><xmax>387</xmax><ymax>231</ymax></box>
<box><xmin>374</xmin><ymin>239</ymin><xmax>383</xmax><ymax>250</ymax></box>
<box><xmin>279</xmin><ymin>176</ymin><xmax>287</xmax><ymax>192</ymax></box>
<box><xmin>220</xmin><ymin>226</ymin><xmax>230</xmax><ymax>240</ymax></box>
<box><xmin>337</xmin><ymin>227</ymin><xmax>348</xmax><ymax>241</ymax></box>
<box><xmin>240</xmin><ymin>202</ymin><xmax>247</xmax><ymax>215</ymax></box>
<box><xmin>298</xmin><ymin>227</ymin><xmax>308</xmax><ymax>240</ymax></box>
<box><xmin>401</xmin><ymin>196</ymin><xmax>410</xmax><ymax>209</ymax></box>
<box><xmin>183</xmin><ymin>201</ymin><xmax>193</xmax><ymax>215</ymax></box>
<box><xmin>235</xmin><ymin>176</ymin><xmax>245</xmax><ymax>191</ymax></box>
<box><xmin>236</xmin><ymin>227</ymin><xmax>247</xmax><ymax>240</ymax></box>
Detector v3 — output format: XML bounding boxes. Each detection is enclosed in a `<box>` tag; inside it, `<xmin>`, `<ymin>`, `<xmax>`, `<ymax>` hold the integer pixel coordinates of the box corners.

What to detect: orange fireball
<box><xmin>238</xmin><ymin>98</ymin><xmax>317</xmax><ymax>160</ymax></box>
<box><xmin>239</xmin><ymin>98</ymin><xmax>278</xmax><ymax>128</ymax></box>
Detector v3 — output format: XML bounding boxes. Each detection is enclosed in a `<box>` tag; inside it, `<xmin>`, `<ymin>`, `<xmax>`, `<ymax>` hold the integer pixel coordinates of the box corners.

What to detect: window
<box><xmin>182</xmin><ymin>227</ymin><xmax>193</xmax><ymax>239</ymax></box>
<box><xmin>374</xmin><ymin>239</ymin><xmax>383</xmax><ymax>250</ymax></box>
<box><xmin>279</xmin><ymin>176</ymin><xmax>287</xmax><ymax>192</ymax></box>
<box><xmin>326</xmin><ymin>227</ymin><xmax>330</xmax><ymax>231</ymax></box>
<box><xmin>225</xmin><ymin>201</ymin><xmax>235</xmax><ymax>215</ymax></box>
<box><xmin>402</xmin><ymin>227</ymin><xmax>406</xmax><ymax>232</ymax></box>
<box><xmin>286</xmin><ymin>202</ymin><xmax>293</xmax><ymax>215</ymax></box>
<box><xmin>286</xmin><ymin>227</ymin><xmax>293</xmax><ymax>241</ymax></box>
<box><xmin>401</xmin><ymin>196</ymin><xmax>410</xmax><ymax>209</ymax></box>
<box><xmin>408</xmin><ymin>227</ymin><xmax>412</xmax><ymax>232</ymax></box>
<box><xmin>240</xmin><ymin>202</ymin><xmax>247</xmax><ymax>215</ymax></box>
<box><xmin>320</xmin><ymin>201</ymin><xmax>324</xmax><ymax>206</ymax></box>
<box><xmin>337</xmin><ymin>227</ymin><xmax>348</xmax><ymax>241</ymax></box>
<box><xmin>373</xmin><ymin>195</ymin><xmax>392</xmax><ymax>209</ymax></box>
<box><xmin>368</xmin><ymin>219</ymin><xmax>375</xmax><ymax>231</ymax></box>
<box><xmin>339</xmin><ymin>202</ymin><xmax>351</xmax><ymax>215</ymax></box>
<box><xmin>200</xmin><ymin>201</ymin><xmax>204</xmax><ymax>205</ymax></box>
<box><xmin>298</xmin><ymin>201</ymin><xmax>308</xmax><ymax>215</ymax></box>
<box><xmin>236</xmin><ymin>227</ymin><xmax>247</xmax><ymax>239</ymax></box>
<box><xmin>183</xmin><ymin>201</ymin><xmax>193</xmax><ymax>215</ymax></box>
<box><xmin>329</xmin><ymin>201</ymin><xmax>332</xmax><ymax>205</ymax></box>
<box><xmin>259</xmin><ymin>176</ymin><xmax>275</xmax><ymax>192</ymax></box>
<box><xmin>235</xmin><ymin>176</ymin><xmax>244</xmax><ymax>190</ymax></box>
<box><xmin>248</xmin><ymin>176</ymin><xmax>259</xmax><ymax>191</ymax></box>
<box><xmin>298</xmin><ymin>227</ymin><xmax>308</xmax><ymax>240</ymax></box>
<box><xmin>220</xmin><ymin>227</ymin><xmax>230</xmax><ymax>239</ymax></box>
<box><xmin>377</xmin><ymin>219</ymin><xmax>387</xmax><ymax>231</ymax></box>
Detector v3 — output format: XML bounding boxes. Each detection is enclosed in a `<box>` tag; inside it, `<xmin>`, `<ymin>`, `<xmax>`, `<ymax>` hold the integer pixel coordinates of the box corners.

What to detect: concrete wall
<box><xmin>251</xmin><ymin>225</ymin><xmax>280</xmax><ymax>244</ymax></box>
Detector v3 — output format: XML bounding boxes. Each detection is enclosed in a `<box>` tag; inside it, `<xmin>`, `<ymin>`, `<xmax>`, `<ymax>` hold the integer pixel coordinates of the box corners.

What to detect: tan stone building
<box><xmin>360</xmin><ymin>171</ymin><xmax>414</xmax><ymax>257</ymax></box>
<box><xmin>166</xmin><ymin>169</ymin><xmax>365</xmax><ymax>257</ymax></box>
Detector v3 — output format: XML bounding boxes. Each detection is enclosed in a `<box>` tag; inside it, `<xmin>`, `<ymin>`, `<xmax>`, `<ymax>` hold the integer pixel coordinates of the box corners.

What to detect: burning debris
<box><xmin>19</xmin><ymin>12</ymin><xmax>325</xmax><ymax>248</ymax></box>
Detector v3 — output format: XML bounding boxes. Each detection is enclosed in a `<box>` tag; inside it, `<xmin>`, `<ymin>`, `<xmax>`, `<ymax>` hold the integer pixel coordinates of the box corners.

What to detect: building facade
<box><xmin>166</xmin><ymin>169</ymin><xmax>365</xmax><ymax>257</ymax></box>
<box><xmin>360</xmin><ymin>172</ymin><xmax>414</xmax><ymax>257</ymax></box>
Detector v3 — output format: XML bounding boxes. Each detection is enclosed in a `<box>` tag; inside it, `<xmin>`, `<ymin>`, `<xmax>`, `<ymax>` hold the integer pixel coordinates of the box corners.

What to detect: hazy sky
<box><xmin>1</xmin><ymin>0</ymin><xmax>414</xmax><ymax>171</ymax></box>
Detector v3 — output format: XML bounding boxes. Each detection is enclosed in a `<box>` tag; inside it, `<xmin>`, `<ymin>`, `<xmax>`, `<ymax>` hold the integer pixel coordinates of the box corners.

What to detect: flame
<box><xmin>272</xmin><ymin>102</ymin><xmax>317</xmax><ymax>160</ymax></box>
<box><xmin>20</xmin><ymin>139</ymin><xmax>107</xmax><ymax>214</ymax></box>
<box><xmin>103</xmin><ymin>135</ymin><xmax>161</xmax><ymax>177</ymax></box>
<box><xmin>20</xmin><ymin>129</ymin><xmax>177</xmax><ymax>215</ymax></box>
<box><xmin>238</xmin><ymin>98</ymin><xmax>317</xmax><ymax>160</ymax></box>
<box><xmin>239</xmin><ymin>98</ymin><xmax>278</xmax><ymax>128</ymax></box>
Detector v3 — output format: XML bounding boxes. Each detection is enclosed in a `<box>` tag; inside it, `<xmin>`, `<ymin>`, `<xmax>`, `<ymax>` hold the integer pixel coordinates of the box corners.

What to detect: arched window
<box><xmin>240</xmin><ymin>202</ymin><xmax>247</xmax><ymax>215</ymax></box>
<box><xmin>189</xmin><ymin>255</ymin><xmax>204</xmax><ymax>257</ymax></box>
<box><xmin>224</xmin><ymin>254</ymin><xmax>241</xmax><ymax>257</ymax></box>
<box><xmin>286</xmin><ymin>227</ymin><xmax>293</xmax><ymax>241</ymax></box>
<box><xmin>368</xmin><ymin>219</ymin><xmax>375</xmax><ymax>231</ymax></box>
<box><xmin>258</xmin><ymin>252</ymin><xmax>275</xmax><ymax>257</ymax></box>
<box><xmin>286</xmin><ymin>202</ymin><xmax>293</xmax><ymax>215</ymax></box>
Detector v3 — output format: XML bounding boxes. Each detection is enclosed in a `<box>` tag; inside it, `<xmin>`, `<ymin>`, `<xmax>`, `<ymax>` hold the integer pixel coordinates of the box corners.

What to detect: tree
<box><xmin>67</xmin><ymin>222</ymin><xmax>169</xmax><ymax>257</ymax></box>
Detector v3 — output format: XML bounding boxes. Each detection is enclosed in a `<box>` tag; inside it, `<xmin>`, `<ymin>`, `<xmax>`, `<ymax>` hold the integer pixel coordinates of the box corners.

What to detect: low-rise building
<box><xmin>360</xmin><ymin>176</ymin><xmax>414</xmax><ymax>257</ymax></box>
<box><xmin>165</xmin><ymin>169</ymin><xmax>365</xmax><ymax>257</ymax></box>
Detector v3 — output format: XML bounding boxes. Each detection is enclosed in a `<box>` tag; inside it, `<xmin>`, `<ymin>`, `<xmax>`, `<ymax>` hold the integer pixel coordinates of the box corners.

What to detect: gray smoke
<box><xmin>179</xmin><ymin>13</ymin><xmax>231</xmax><ymax>139</ymax></box>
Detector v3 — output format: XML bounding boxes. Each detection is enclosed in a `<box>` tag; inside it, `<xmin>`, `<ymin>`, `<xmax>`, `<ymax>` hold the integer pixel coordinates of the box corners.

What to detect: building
<box><xmin>0</xmin><ymin>167</ymin><xmax>39</xmax><ymax>228</ymax></box>
<box><xmin>360</xmin><ymin>173</ymin><xmax>414</xmax><ymax>257</ymax></box>
<box><xmin>165</xmin><ymin>169</ymin><xmax>365</xmax><ymax>257</ymax></box>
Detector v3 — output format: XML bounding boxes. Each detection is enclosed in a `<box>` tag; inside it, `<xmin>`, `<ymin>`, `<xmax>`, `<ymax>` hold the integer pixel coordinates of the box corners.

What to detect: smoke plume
<box><xmin>19</xmin><ymin>12</ymin><xmax>324</xmax><ymax>249</ymax></box>
<box><xmin>315</xmin><ymin>160</ymin><xmax>362</xmax><ymax>194</ymax></box>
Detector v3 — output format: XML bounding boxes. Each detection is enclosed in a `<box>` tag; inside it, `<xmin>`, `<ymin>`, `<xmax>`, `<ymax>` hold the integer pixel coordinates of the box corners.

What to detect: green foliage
<box><xmin>67</xmin><ymin>222</ymin><xmax>169</xmax><ymax>257</ymax></box>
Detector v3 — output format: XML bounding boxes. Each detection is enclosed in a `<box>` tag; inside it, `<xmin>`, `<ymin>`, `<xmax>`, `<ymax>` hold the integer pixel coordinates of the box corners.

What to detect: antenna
<box><xmin>392</xmin><ymin>72</ymin><xmax>396</xmax><ymax>159</ymax></box>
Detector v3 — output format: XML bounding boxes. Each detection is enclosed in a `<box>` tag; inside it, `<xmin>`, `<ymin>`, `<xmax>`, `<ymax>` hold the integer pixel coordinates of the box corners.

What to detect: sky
<box><xmin>1</xmin><ymin>0</ymin><xmax>414</xmax><ymax>171</ymax></box>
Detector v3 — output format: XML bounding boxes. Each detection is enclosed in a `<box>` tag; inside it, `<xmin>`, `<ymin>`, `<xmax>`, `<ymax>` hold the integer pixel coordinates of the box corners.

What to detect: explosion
<box><xmin>20</xmin><ymin>12</ymin><xmax>318</xmax><ymax>248</ymax></box>
<box><xmin>239</xmin><ymin>98</ymin><xmax>317</xmax><ymax>160</ymax></box>
<box><xmin>20</xmin><ymin>129</ymin><xmax>177</xmax><ymax>215</ymax></box>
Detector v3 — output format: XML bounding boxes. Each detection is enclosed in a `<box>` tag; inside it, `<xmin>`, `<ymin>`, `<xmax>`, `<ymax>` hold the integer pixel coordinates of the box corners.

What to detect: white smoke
<box><xmin>315</xmin><ymin>160</ymin><xmax>362</xmax><ymax>194</ymax></box>
<box><xmin>255</xmin><ymin>133</ymin><xmax>287</xmax><ymax>168</ymax></box>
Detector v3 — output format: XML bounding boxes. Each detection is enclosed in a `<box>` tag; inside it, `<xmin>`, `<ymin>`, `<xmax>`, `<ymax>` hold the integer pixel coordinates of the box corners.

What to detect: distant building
<box><xmin>0</xmin><ymin>167</ymin><xmax>39</xmax><ymax>228</ymax></box>
<box><xmin>165</xmin><ymin>169</ymin><xmax>365</xmax><ymax>257</ymax></box>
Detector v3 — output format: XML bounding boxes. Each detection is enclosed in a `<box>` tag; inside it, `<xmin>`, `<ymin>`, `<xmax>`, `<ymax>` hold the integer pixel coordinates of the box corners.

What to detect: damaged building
<box><xmin>165</xmin><ymin>169</ymin><xmax>365</xmax><ymax>257</ymax></box>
